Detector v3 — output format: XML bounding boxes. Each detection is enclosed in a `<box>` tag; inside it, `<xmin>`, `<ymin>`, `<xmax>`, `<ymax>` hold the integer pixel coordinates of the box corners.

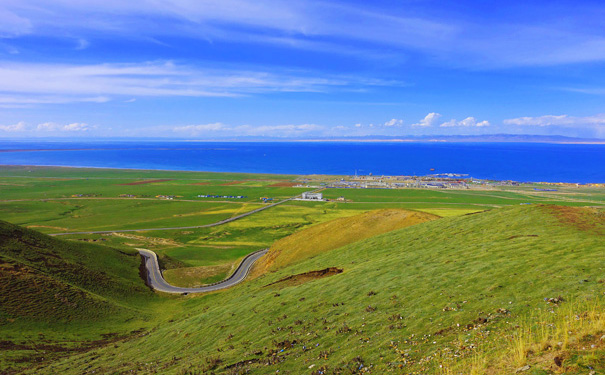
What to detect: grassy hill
<box><xmin>0</xmin><ymin>220</ymin><xmax>164</xmax><ymax>373</ymax></box>
<box><xmin>24</xmin><ymin>205</ymin><xmax>604</xmax><ymax>374</ymax></box>
<box><xmin>0</xmin><ymin>219</ymin><xmax>153</xmax><ymax>322</ymax></box>
<box><xmin>252</xmin><ymin>208</ymin><xmax>439</xmax><ymax>277</ymax></box>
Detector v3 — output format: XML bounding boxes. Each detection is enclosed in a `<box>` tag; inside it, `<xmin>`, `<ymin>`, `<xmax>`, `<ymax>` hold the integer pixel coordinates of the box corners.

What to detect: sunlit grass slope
<box><xmin>252</xmin><ymin>208</ymin><xmax>438</xmax><ymax>277</ymax></box>
<box><xmin>32</xmin><ymin>205</ymin><xmax>604</xmax><ymax>374</ymax></box>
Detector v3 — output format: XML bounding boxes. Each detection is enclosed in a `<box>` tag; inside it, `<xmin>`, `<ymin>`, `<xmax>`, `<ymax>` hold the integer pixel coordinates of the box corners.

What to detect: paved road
<box><xmin>48</xmin><ymin>188</ymin><xmax>322</xmax><ymax>293</ymax></box>
<box><xmin>138</xmin><ymin>248</ymin><xmax>268</xmax><ymax>294</ymax></box>
<box><xmin>49</xmin><ymin>198</ymin><xmax>292</xmax><ymax>236</ymax></box>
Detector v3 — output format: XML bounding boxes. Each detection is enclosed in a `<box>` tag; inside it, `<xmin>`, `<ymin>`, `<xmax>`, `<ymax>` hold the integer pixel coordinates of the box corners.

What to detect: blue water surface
<box><xmin>0</xmin><ymin>141</ymin><xmax>603</xmax><ymax>183</ymax></box>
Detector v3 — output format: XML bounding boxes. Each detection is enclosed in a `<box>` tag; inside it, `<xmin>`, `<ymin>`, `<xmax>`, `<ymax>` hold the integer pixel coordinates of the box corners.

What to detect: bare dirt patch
<box><xmin>544</xmin><ymin>205</ymin><xmax>605</xmax><ymax>234</ymax></box>
<box><xmin>118</xmin><ymin>179</ymin><xmax>173</xmax><ymax>186</ymax></box>
<box><xmin>264</xmin><ymin>267</ymin><xmax>343</xmax><ymax>288</ymax></box>
<box><xmin>111</xmin><ymin>233</ymin><xmax>181</xmax><ymax>247</ymax></box>
<box><xmin>26</xmin><ymin>225</ymin><xmax>69</xmax><ymax>231</ymax></box>
<box><xmin>507</xmin><ymin>234</ymin><xmax>538</xmax><ymax>240</ymax></box>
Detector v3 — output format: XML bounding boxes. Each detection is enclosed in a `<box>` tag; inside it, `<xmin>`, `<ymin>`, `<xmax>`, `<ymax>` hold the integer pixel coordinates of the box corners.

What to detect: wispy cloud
<box><xmin>504</xmin><ymin>114</ymin><xmax>605</xmax><ymax>127</ymax></box>
<box><xmin>0</xmin><ymin>95</ymin><xmax>110</xmax><ymax>108</ymax></box>
<box><xmin>3</xmin><ymin>1</ymin><xmax>605</xmax><ymax>67</ymax></box>
<box><xmin>503</xmin><ymin>114</ymin><xmax>605</xmax><ymax>138</ymax></box>
<box><xmin>75</xmin><ymin>38</ymin><xmax>89</xmax><ymax>50</ymax></box>
<box><xmin>0</xmin><ymin>8</ymin><xmax>32</xmax><ymax>37</ymax></box>
<box><xmin>37</xmin><ymin>122</ymin><xmax>96</xmax><ymax>132</ymax></box>
<box><xmin>0</xmin><ymin>61</ymin><xmax>386</xmax><ymax>105</ymax></box>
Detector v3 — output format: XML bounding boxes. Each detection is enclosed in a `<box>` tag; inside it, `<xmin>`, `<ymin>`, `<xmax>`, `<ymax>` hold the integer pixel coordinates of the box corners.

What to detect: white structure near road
<box><xmin>301</xmin><ymin>191</ymin><xmax>323</xmax><ymax>200</ymax></box>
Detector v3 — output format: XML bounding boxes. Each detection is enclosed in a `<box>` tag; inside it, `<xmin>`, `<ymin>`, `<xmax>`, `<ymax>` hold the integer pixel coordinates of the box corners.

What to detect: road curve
<box><xmin>138</xmin><ymin>248</ymin><xmax>268</xmax><ymax>294</ymax></box>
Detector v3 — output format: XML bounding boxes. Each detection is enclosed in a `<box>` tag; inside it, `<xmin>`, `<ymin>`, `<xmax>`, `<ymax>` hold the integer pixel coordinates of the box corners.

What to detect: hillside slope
<box><xmin>19</xmin><ymin>206</ymin><xmax>605</xmax><ymax>374</ymax></box>
<box><xmin>252</xmin><ymin>208</ymin><xmax>438</xmax><ymax>277</ymax></box>
<box><xmin>0</xmin><ymin>220</ymin><xmax>152</xmax><ymax>322</ymax></box>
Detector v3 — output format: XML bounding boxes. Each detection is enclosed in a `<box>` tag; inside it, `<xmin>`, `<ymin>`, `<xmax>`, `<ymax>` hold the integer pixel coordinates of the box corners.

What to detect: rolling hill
<box><xmin>251</xmin><ymin>208</ymin><xmax>439</xmax><ymax>277</ymax></box>
<box><xmin>0</xmin><ymin>219</ymin><xmax>153</xmax><ymax>323</ymax></box>
<box><xmin>20</xmin><ymin>205</ymin><xmax>603</xmax><ymax>374</ymax></box>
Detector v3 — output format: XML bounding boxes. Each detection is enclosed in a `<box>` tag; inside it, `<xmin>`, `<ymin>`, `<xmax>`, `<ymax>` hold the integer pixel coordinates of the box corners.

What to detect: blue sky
<box><xmin>1</xmin><ymin>0</ymin><xmax>605</xmax><ymax>139</ymax></box>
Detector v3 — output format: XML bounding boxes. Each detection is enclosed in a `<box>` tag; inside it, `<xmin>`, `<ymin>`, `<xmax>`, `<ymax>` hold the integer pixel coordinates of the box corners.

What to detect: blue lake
<box><xmin>0</xmin><ymin>141</ymin><xmax>603</xmax><ymax>183</ymax></box>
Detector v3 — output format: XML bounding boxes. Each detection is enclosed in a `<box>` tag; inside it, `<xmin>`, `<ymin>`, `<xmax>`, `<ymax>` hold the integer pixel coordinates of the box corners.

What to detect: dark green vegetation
<box><xmin>0</xmin><ymin>219</ymin><xmax>150</xmax><ymax>321</ymax></box>
<box><xmin>0</xmin><ymin>220</ymin><xmax>164</xmax><ymax>371</ymax></box>
<box><xmin>0</xmin><ymin>166</ymin><xmax>604</xmax><ymax>374</ymax></box>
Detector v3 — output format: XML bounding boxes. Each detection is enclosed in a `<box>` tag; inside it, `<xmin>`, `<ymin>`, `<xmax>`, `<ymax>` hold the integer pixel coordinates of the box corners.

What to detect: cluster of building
<box><xmin>197</xmin><ymin>194</ymin><xmax>247</xmax><ymax>199</ymax></box>
<box><xmin>326</xmin><ymin>175</ymin><xmax>473</xmax><ymax>189</ymax></box>
<box><xmin>319</xmin><ymin>174</ymin><xmax>528</xmax><ymax>190</ymax></box>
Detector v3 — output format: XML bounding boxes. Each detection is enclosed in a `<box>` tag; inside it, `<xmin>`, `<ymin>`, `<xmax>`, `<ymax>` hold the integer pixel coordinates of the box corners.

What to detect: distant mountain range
<box><xmin>186</xmin><ymin>134</ymin><xmax>605</xmax><ymax>143</ymax></box>
<box><xmin>298</xmin><ymin>134</ymin><xmax>605</xmax><ymax>143</ymax></box>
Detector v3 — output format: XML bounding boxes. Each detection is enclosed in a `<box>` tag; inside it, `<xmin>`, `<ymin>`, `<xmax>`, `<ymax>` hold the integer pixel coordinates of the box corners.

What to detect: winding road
<box><xmin>48</xmin><ymin>189</ymin><xmax>323</xmax><ymax>293</ymax></box>
<box><xmin>138</xmin><ymin>248</ymin><xmax>268</xmax><ymax>294</ymax></box>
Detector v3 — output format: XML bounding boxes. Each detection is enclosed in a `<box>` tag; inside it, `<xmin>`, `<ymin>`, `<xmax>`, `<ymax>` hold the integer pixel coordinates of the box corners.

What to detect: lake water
<box><xmin>0</xmin><ymin>140</ymin><xmax>603</xmax><ymax>183</ymax></box>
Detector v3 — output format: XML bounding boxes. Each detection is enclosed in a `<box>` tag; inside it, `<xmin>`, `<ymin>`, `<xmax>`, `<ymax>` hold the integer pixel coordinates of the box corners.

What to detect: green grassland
<box><xmin>252</xmin><ymin>208</ymin><xmax>439</xmax><ymax>277</ymax></box>
<box><xmin>0</xmin><ymin>199</ymin><xmax>268</xmax><ymax>233</ymax></box>
<box><xmin>14</xmin><ymin>204</ymin><xmax>603</xmax><ymax>374</ymax></box>
<box><xmin>322</xmin><ymin>186</ymin><xmax>605</xmax><ymax>207</ymax></box>
<box><xmin>1</xmin><ymin>166</ymin><xmax>603</xmax><ymax>288</ymax></box>
<box><xmin>0</xmin><ymin>166</ymin><xmax>306</xmax><ymax>203</ymax></box>
<box><xmin>1</xmin><ymin>166</ymin><xmax>604</xmax><ymax>374</ymax></box>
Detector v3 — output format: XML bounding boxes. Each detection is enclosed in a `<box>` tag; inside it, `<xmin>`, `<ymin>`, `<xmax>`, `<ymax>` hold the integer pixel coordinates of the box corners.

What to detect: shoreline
<box><xmin>0</xmin><ymin>163</ymin><xmax>602</xmax><ymax>185</ymax></box>
<box><xmin>2</xmin><ymin>140</ymin><xmax>605</xmax><ymax>148</ymax></box>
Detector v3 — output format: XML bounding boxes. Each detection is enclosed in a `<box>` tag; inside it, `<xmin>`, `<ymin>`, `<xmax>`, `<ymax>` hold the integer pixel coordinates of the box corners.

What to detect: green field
<box><xmin>1</xmin><ymin>166</ymin><xmax>604</xmax><ymax>374</ymax></box>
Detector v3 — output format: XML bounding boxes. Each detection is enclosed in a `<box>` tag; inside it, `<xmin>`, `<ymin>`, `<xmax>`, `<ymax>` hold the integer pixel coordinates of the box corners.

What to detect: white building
<box><xmin>301</xmin><ymin>191</ymin><xmax>323</xmax><ymax>200</ymax></box>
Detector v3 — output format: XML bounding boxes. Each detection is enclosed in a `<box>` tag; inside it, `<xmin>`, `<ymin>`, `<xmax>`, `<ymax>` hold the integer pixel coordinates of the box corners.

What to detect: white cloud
<box><xmin>384</xmin><ymin>118</ymin><xmax>403</xmax><ymax>127</ymax></box>
<box><xmin>0</xmin><ymin>121</ymin><xmax>26</xmax><ymax>132</ymax></box>
<box><xmin>503</xmin><ymin>114</ymin><xmax>605</xmax><ymax>137</ymax></box>
<box><xmin>36</xmin><ymin>122</ymin><xmax>95</xmax><ymax>132</ymax></box>
<box><xmin>440</xmin><ymin>117</ymin><xmax>490</xmax><ymax>127</ymax></box>
<box><xmin>412</xmin><ymin>112</ymin><xmax>441</xmax><ymax>127</ymax></box>
<box><xmin>172</xmin><ymin>123</ymin><xmax>228</xmax><ymax>133</ymax></box>
<box><xmin>504</xmin><ymin>115</ymin><xmax>574</xmax><ymax>126</ymax></box>
<box><xmin>354</xmin><ymin>123</ymin><xmax>362</xmax><ymax>128</ymax></box>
